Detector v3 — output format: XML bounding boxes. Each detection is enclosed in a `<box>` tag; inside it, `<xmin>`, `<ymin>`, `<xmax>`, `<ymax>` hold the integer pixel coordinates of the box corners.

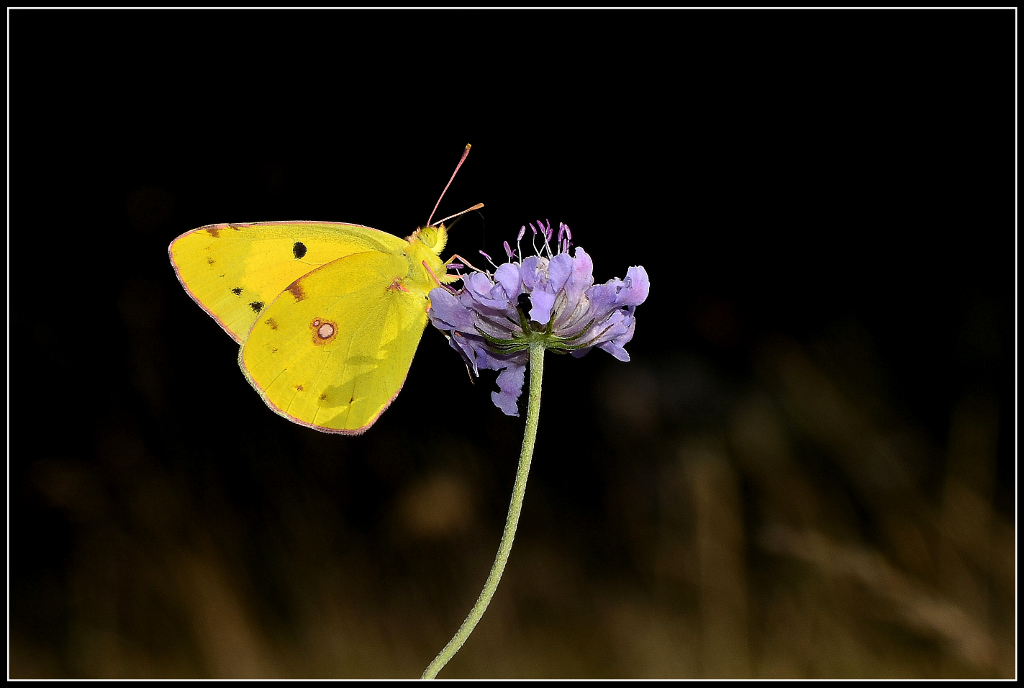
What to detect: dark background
<box><xmin>10</xmin><ymin>10</ymin><xmax>1015</xmax><ymax>678</ymax></box>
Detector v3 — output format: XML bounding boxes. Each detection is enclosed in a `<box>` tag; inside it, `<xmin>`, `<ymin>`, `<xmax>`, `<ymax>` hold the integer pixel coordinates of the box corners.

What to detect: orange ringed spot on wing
<box><xmin>310</xmin><ymin>318</ymin><xmax>338</xmax><ymax>345</ymax></box>
<box><xmin>388</xmin><ymin>277</ymin><xmax>410</xmax><ymax>293</ymax></box>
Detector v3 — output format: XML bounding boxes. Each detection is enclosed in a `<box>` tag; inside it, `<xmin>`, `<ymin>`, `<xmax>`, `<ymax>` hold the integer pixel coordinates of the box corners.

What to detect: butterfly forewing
<box><xmin>169</xmin><ymin>221</ymin><xmax>408</xmax><ymax>342</ymax></box>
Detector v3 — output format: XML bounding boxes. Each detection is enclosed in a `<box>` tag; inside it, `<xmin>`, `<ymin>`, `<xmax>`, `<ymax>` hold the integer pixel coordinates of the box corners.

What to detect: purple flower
<box><xmin>429</xmin><ymin>221</ymin><xmax>650</xmax><ymax>416</ymax></box>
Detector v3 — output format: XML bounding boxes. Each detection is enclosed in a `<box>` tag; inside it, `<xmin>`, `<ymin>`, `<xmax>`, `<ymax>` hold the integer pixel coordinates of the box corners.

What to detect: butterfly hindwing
<box><xmin>239</xmin><ymin>250</ymin><xmax>432</xmax><ymax>434</ymax></box>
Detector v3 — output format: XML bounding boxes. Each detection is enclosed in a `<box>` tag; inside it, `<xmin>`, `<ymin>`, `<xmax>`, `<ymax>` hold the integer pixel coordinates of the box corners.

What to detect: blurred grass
<box><xmin>10</xmin><ymin>308</ymin><xmax>1014</xmax><ymax>678</ymax></box>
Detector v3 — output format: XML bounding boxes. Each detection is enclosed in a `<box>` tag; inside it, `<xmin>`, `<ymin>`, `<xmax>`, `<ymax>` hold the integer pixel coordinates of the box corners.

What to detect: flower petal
<box><xmin>597</xmin><ymin>339</ymin><xmax>631</xmax><ymax>362</ymax></box>
<box><xmin>547</xmin><ymin>253</ymin><xmax>573</xmax><ymax>293</ymax></box>
<box><xmin>620</xmin><ymin>266</ymin><xmax>650</xmax><ymax>307</ymax></box>
<box><xmin>492</xmin><ymin>364</ymin><xmax>526</xmax><ymax>416</ymax></box>
<box><xmin>529</xmin><ymin>289</ymin><xmax>557</xmax><ymax>325</ymax></box>
<box><xmin>428</xmin><ymin>287</ymin><xmax>475</xmax><ymax>330</ymax></box>
<box><xmin>494</xmin><ymin>262</ymin><xmax>522</xmax><ymax>300</ymax></box>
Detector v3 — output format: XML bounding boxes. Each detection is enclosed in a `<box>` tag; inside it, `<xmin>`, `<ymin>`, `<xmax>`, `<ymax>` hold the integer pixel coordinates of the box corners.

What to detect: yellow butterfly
<box><xmin>169</xmin><ymin>146</ymin><xmax>477</xmax><ymax>434</ymax></box>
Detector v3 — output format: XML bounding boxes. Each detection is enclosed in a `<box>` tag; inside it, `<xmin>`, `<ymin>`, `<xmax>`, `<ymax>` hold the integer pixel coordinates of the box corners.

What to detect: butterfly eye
<box><xmin>418</xmin><ymin>226</ymin><xmax>439</xmax><ymax>249</ymax></box>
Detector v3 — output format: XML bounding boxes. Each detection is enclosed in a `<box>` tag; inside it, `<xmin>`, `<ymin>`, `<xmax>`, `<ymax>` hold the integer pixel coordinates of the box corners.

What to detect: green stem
<box><xmin>421</xmin><ymin>341</ymin><xmax>546</xmax><ymax>679</ymax></box>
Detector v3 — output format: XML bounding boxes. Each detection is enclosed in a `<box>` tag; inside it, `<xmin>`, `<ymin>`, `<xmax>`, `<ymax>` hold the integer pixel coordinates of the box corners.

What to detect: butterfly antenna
<box><xmin>427</xmin><ymin>143</ymin><xmax>472</xmax><ymax>227</ymax></box>
<box><xmin>433</xmin><ymin>202</ymin><xmax>484</xmax><ymax>227</ymax></box>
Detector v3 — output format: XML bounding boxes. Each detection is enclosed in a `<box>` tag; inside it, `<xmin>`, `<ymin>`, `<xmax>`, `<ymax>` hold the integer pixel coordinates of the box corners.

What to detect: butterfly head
<box><xmin>410</xmin><ymin>223</ymin><xmax>449</xmax><ymax>256</ymax></box>
<box><xmin>406</xmin><ymin>224</ymin><xmax>458</xmax><ymax>289</ymax></box>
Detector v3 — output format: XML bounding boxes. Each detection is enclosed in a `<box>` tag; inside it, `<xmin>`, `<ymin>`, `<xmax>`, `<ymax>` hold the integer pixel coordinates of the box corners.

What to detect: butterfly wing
<box><xmin>239</xmin><ymin>249</ymin><xmax>432</xmax><ymax>434</ymax></box>
<box><xmin>168</xmin><ymin>221</ymin><xmax>408</xmax><ymax>343</ymax></box>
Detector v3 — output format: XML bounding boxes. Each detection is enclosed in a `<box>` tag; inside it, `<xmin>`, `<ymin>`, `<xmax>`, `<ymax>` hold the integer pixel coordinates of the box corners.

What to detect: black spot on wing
<box><xmin>232</xmin><ymin>287</ymin><xmax>243</xmax><ymax>295</ymax></box>
<box><xmin>250</xmin><ymin>301</ymin><xmax>264</xmax><ymax>313</ymax></box>
<box><xmin>293</xmin><ymin>241</ymin><xmax>307</xmax><ymax>259</ymax></box>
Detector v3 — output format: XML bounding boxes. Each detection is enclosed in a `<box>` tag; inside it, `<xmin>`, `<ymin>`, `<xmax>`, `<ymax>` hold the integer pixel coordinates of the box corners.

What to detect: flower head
<box><xmin>428</xmin><ymin>221</ymin><xmax>650</xmax><ymax>416</ymax></box>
